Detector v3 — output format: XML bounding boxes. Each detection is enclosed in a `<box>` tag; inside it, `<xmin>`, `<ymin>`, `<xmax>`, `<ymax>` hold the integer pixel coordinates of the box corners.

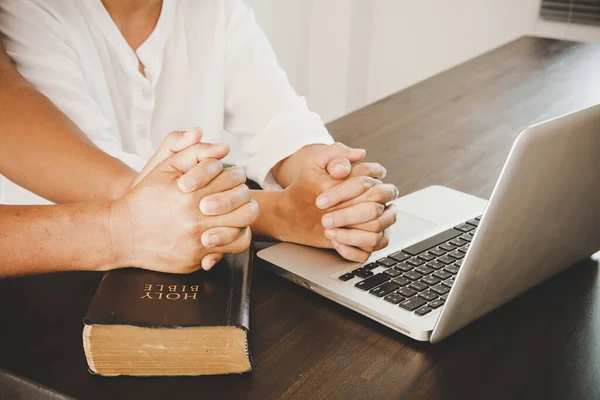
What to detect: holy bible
<box><xmin>82</xmin><ymin>251</ymin><xmax>253</xmax><ymax>376</ymax></box>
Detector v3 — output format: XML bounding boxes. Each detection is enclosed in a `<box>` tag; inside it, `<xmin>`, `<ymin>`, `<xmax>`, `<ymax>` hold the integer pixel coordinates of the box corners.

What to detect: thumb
<box><xmin>132</xmin><ymin>128</ymin><xmax>203</xmax><ymax>188</ymax></box>
<box><xmin>164</xmin><ymin>142</ymin><xmax>230</xmax><ymax>175</ymax></box>
<box><xmin>326</xmin><ymin>155</ymin><xmax>352</xmax><ymax>180</ymax></box>
<box><xmin>315</xmin><ymin>143</ymin><xmax>366</xmax><ymax>171</ymax></box>
<box><xmin>146</xmin><ymin>128</ymin><xmax>204</xmax><ymax>175</ymax></box>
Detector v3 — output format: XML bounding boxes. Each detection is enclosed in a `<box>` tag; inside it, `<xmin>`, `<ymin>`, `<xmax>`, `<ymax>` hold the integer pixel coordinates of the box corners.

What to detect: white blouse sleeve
<box><xmin>223</xmin><ymin>0</ymin><xmax>334</xmax><ymax>189</ymax></box>
<box><xmin>0</xmin><ymin>0</ymin><xmax>147</xmax><ymax>172</ymax></box>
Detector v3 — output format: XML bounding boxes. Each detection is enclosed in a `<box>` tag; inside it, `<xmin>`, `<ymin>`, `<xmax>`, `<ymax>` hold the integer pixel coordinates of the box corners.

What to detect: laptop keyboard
<box><xmin>338</xmin><ymin>217</ymin><xmax>481</xmax><ymax>317</ymax></box>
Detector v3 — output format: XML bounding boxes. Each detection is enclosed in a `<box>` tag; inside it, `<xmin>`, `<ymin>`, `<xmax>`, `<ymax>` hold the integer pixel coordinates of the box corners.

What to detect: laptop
<box><xmin>257</xmin><ymin>104</ymin><xmax>600</xmax><ymax>343</ymax></box>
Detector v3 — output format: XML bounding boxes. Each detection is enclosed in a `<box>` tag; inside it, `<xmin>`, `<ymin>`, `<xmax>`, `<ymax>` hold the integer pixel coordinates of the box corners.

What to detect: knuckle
<box><xmin>245</xmin><ymin>200</ymin><xmax>260</xmax><ymax>223</ymax></box>
<box><xmin>371</xmin><ymin>218</ymin><xmax>383</xmax><ymax>232</ymax></box>
<box><xmin>241</xmin><ymin>229</ymin><xmax>252</xmax><ymax>249</ymax></box>
<box><xmin>357</xmin><ymin>252</ymin><xmax>369</xmax><ymax>263</ymax></box>
<box><xmin>370</xmin><ymin>203</ymin><xmax>384</xmax><ymax>219</ymax></box>
<box><xmin>368</xmin><ymin>233</ymin><xmax>380</xmax><ymax>247</ymax></box>
<box><xmin>366</xmin><ymin>163</ymin><xmax>379</xmax><ymax>177</ymax></box>
<box><xmin>391</xmin><ymin>207</ymin><xmax>398</xmax><ymax>224</ymax></box>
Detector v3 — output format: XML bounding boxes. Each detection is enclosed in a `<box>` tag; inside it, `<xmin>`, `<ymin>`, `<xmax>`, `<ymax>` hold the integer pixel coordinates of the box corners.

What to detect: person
<box><xmin>0</xmin><ymin>0</ymin><xmax>398</xmax><ymax>264</ymax></box>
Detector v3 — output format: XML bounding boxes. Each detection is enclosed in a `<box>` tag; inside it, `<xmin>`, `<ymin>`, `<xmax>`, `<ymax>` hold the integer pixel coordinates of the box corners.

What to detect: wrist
<box><xmin>103</xmin><ymin>198</ymin><xmax>135</xmax><ymax>270</ymax></box>
<box><xmin>250</xmin><ymin>189</ymin><xmax>292</xmax><ymax>242</ymax></box>
<box><xmin>109</xmin><ymin>170</ymin><xmax>137</xmax><ymax>200</ymax></box>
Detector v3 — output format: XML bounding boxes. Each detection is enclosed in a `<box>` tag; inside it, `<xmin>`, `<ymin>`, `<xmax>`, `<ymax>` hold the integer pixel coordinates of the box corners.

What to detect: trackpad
<box><xmin>370</xmin><ymin>208</ymin><xmax>439</xmax><ymax>259</ymax></box>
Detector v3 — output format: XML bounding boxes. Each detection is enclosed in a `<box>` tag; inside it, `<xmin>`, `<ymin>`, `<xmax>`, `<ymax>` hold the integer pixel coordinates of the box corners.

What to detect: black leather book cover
<box><xmin>84</xmin><ymin>250</ymin><xmax>252</xmax><ymax>331</ymax></box>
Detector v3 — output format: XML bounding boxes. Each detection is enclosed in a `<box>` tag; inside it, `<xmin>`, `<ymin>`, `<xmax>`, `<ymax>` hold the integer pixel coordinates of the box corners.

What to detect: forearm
<box><xmin>0</xmin><ymin>49</ymin><xmax>135</xmax><ymax>203</ymax></box>
<box><xmin>270</xmin><ymin>144</ymin><xmax>327</xmax><ymax>188</ymax></box>
<box><xmin>0</xmin><ymin>83</ymin><xmax>135</xmax><ymax>203</ymax></box>
<box><xmin>0</xmin><ymin>203</ymin><xmax>125</xmax><ymax>277</ymax></box>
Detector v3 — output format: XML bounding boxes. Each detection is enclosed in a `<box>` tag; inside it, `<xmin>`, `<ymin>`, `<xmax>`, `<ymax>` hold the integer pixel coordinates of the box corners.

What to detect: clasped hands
<box><xmin>280</xmin><ymin>142</ymin><xmax>398</xmax><ymax>262</ymax></box>
<box><xmin>110</xmin><ymin>129</ymin><xmax>398</xmax><ymax>274</ymax></box>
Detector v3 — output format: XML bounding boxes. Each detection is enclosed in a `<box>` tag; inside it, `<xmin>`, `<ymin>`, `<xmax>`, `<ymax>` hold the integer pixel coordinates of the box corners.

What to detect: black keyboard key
<box><xmin>363</xmin><ymin>262</ymin><xmax>379</xmax><ymax>271</ymax></box>
<box><xmin>429</xmin><ymin>248</ymin><xmax>447</xmax><ymax>256</ymax></box>
<box><xmin>455</xmin><ymin>223</ymin><xmax>475</xmax><ymax>233</ymax></box>
<box><xmin>421</xmin><ymin>275</ymin><xmax>441</xmax><ymax>286</ymax></box>
<box><xmin>418</xmin><ymin>252</ymin><xmax>436</xmax><ymax>262</ymax></box>
<box><xmin>397</xmin><ymin>262</ymin><xmax>414</xmax><ymax>272</ymax></box>
<box><xmin>392</xmin><ymin>277</ymin><xmax>410</xmax><ymax>287</ymax></box>
<box><xmin>460</xmin><ymin>233</ymin><xmax>473</xmax><ymax>242</ymax></box>
<box><xmin>441</xmin><ymin>294</ymin><xmax>449</xmax><ymax>300</ymax></box>
<box><xmin>427</xmin><ymin>260</ymin><xmax>446</xmax><ymax>270</ymax></box>
<box><xmin>438</xmin><ymin>255</ymin><xmax>455</xmax><ymax>265</ymax></box>
<box><xmin>449</xmin><ymin>238</ymin><xmax>468</xmax><ymax>247</ymax></box>
<box><xmin>459</xmin><ymin>244</ymin><xmax>470</xmax><ymax>253</ymax></box>
<box><xmin>429</xmin><ymin>299</ymin><xmax>445</xmax><ymax>309</ymax></box>
<box><xmin>439</xmin><ymin>243</ymin><xmax>457</xmax><ymax>252</ymax></box>
<box><xmin>431</xmin><ymin>284</ymin><xmax>450</xmax><ymax>295</ymax></box>
<box><xmin>398</xmin><ymin>287</ymin><xmax>417</xmax><ymax>298</ymax></box>
<box><xmin>377</xmin><ymin>257</ymin><xmax>397</xmax><ymax>268</ymax></box>
<box><xmin>454</xmin><ymin>259</ymin><xmax>463</xmax><ymax>267</ymax></box>
<box><xmin>370</xmin><ymin>282</ymin><xmax>399</xmax><ymax>297</ymax></box>
<box><xmin>402</xmin><ymin>229</ymin><xmax>462</xmax><ymax>256</ymax></box>
<box><xmin>448</xmin><ymin>250</ymin><xmax>465</xmax><ymax>259</ymax></box>
<box><xmin>338</xmin><ymin>273</ymin><xmax>354</xmax><ymax>282</ymax></box>
<box><xmin>383</xmin><ymin>267</ymin><xmax>402</xmax><ymax>278</ymax></box>
<box><xmin>354</xmin><ymin>269</ymin><xmax>374</xmax><ymax>279</ymax></box>
<box><xmin>415</xmin><ymin>306</ymin><xmax>432</xmax><ymax>316</ymax></box>
<box><xmin>433</xmin><ymin>270</ymin><xmax>452</xmax><ymax>280</ymax></box>
<box><xmin>407</xmin><ymin>257</ymin><xmax>425</xmax><ymax>267</ymax></box>
<box><xmin>403</xmin><ymin>271</ymin><xmax>423</xmax><ymax>281</ymax></box>
<box><xmin>415</xmin><ymin>265</ymin><xmax>434</xmax><ymax>275</ymax></box>
<box><xmin>475</xmin><ymin>215</ymin><xmax>482</xmax><ymax>220</ymax></box>
<box><xmin>409</xmin><ymin>281</ymin><xmax>428</xmax><ymax>292</ymax></box>
<box><xmin>389</xmin><ymin>251</ymin><xmax>410</xmax><ymax>263</ymax></box>
<box><xmin>383</xmin><ymin>292</ymin><xmax>405</xmax><ymax>304</ymax></box>
<box><xmin>419</xmin><ymin>290</ymin><xmax>438</xmax><ymax>301</ymax></box>
<box><xmin>354</xmin><ymin>273</ymin><xmax>390</xmax><ymax>291</ymax></box>
<box><xmin>444</xmin><ymin>265</ymin><xmax>459</xmax><ymax>275</ymax></box>
<box><xmin>399</xmin><ymin>297</ymin><xmax>427</xmax><ymax>311</ymax></box>
<box><xmin>442</xmin><ymin>278</ymin><xmax>455</xmax><ymax>288</ymax></box>
<box><xmin>467</xmin><ymin>218</ymin><xmax>479</xmax><ymax>227</ymax></box>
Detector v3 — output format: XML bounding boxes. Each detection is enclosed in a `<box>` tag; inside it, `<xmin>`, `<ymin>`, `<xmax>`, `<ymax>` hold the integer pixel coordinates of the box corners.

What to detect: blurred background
<box><xmin>246</xmin><ymin>0</ymin><xmax>600</xmax><ymax>124</ymax></box>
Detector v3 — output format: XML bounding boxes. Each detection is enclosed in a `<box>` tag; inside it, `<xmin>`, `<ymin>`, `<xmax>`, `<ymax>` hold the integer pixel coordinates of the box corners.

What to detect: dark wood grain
<box><xmin>2</xmin><ymin>36</ymin><xmax>600</xmax><ymax>400</ymax></box>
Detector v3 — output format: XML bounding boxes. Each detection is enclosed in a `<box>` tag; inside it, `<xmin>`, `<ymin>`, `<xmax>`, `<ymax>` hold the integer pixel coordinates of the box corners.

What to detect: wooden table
<box><xmin>2</xmin><ymin>36</ymin><xmax>600</xmax><ymax>400</ymax></box>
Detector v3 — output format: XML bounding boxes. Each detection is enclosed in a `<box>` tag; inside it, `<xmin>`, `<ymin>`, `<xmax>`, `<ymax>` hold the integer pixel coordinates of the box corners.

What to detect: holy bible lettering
<box><xmin>140</xmin><ymin>284</ymin><xmax>200</xmax><ymax>300</ymax></box>
<box><xmin>82</xmin><ymin>251</ymin><xmax>253</xmax><ymax>376</ymax></box>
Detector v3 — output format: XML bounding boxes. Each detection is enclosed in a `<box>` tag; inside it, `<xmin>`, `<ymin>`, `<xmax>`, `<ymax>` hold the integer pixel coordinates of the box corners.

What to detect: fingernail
<box><xmin>316</xmin><ymin>196</ymin><xmax>329</xmax><ymax>209</ymax></box>
<box><xmin>203</xmin><ymin>234</ymin><xmax>219</xmax><ymax>247</ymax></box>
<box><xmin>334</xmin><ymin>163</ymin><xmax>349</xmax><ymax>172</ymax></box>
<box><xmin>322</xmin><ymin>216</ymin><xmax>334</xmax><ymax>228</ymax></box>
<box><xmin>203</xmin><ymin>258</ymin><xmax>217</xmax><ymax>270</ymax></box>
<box><xmin>178</xmin><ymin>176</ymin><xmax>196</xmax><ymax>192</ymax></box>
<box><xmin>325</xmin><ymin>229</ymin><xmax>336</xmax><ymax>239</ymax></box>
<box><xmin>381</xmin><ymin>167</ymin><xmax>387</xmax><ymax>178</ymax></box>
<box><xmin>200</xmin><ymin>199</ymin><xmax>217</xmax><ymax>214</ymax></box>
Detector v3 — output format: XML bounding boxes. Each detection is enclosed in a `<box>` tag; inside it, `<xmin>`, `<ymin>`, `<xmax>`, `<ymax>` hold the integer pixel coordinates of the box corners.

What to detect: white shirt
<box><xmin>0</xmin><ymin>0</ymin><xmax>333</xmax><ymax>205</ymax></box>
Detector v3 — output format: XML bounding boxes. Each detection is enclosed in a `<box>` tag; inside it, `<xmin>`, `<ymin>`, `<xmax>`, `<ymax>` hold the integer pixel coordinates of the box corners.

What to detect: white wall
<box><xmin>249</xmin><ymin>0</ymin><xmax>600</xmax><ymax>124</ymax></box>
<box><xmin>247</xmin><ymin>0</ymin><xmax>546</xmax><ymax>123</ymax></box>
